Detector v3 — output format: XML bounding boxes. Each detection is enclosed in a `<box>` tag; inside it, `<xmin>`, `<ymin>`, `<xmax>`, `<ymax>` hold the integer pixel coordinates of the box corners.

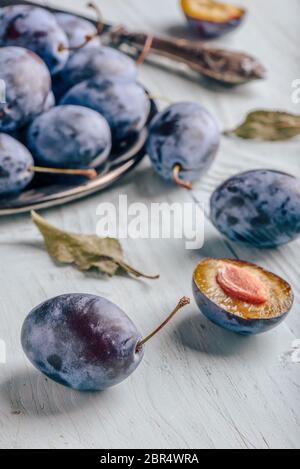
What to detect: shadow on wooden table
<box><xmin>0</xmin><ymin>368</ymin><xmax>111</xmax><ymax>418</ymax></box>
<box><xmin>175</xmin><ymin>313</ymin><xmax>257</xmax><ymax>357</ymax></box>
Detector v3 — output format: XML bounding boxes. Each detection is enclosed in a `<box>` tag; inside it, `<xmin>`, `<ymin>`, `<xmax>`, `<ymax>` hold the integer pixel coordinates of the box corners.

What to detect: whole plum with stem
<box><xmin>0</xmin><ymin>5</ymin><xmax>69</xmax><ymax>74</ymax></box>
<box><xmin>61</xmin><ymin>78</ymin><xmax>150</xmax><ymax>142</ymax></box>
<box><xmin>146</xmin><ymin>102</ymin><xmax>220</xmax><ymax>189</ymax></box>
<box><xmin>27</xmin><ymin>105</ymin><xmax>112</xmax><ymax>169</ymax></box>
<box><xmin>210</xmin><ymin>170</ymin><xmax>300</xmax><ymax>248</ymax></box>
<box><xmin>0</xmin><ymin>47</ymin><xmax>52</xmax><ymax>132</ymax></box>
<box><xmin>21</xmin><ymin>294</ymin><xmax>190</xmax><ymax>391</ymax></box>
<box><xmin>0</xmin><ymin>132</ymin><xmax>99</xmax><ymax>199</ymax></box>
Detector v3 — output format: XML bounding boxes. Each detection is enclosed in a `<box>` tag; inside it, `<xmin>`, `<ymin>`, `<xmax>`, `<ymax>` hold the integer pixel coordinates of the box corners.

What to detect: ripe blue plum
<box><xmin>210</xmin><ymin>170</ymin><xmax>300</xmax><ymax>248</ymax></box>
<box><xmin>0</xmin><ymin>47</ymin><xmax>52</xmax><ymax>132</ymax></box>
<box><xmin>21</xmin><ymin>294</ymin><xmax>144</xmax><ymax>391</ymax></box>
<box><xmin>0</xmin><ymin>133</ymin><xmax>34</xmax><ymax>196</ymax></box>
<box><xmin>27</xmin><ymin>105</ymin><xmax>112</xmax><ymax>169</ymax></box>
<box><xmin>55</xmin><ymin>46</ymin><xmax>137</xmax><ymax>99</ymax></box>
<box><xmin>21</xmin><ymin>294</ymin><xmax>190</xmax><ymax>391</ymax></box>
<box><xmin>0</xmin><ymin>5</ymin><xmax>69</xmax><ymax>74</ymax></box>
<box><xmin>146</xmin><ymin>102</ymin><xmax>220</xmax><ymax>189</ymax></box>
<box><xmin>55</xmin><ymin>12</ymin><xmax>101</xmax><ymax>50</ymax></box>
<box><xmin>61</xmin><ymin>78</ymin><xmax>150</xmax><ymax>142</ymax></box>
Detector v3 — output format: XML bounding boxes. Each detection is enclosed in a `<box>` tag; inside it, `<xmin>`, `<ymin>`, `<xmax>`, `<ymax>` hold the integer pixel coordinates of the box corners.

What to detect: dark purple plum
<box><xmin>0</xmin><ymin>5</ymin><xmax>69</xmax><ymax>74</ymax></box>
<box><xmin>21</xmin><ymin>294</ymin><xmax>190</xmax><ymax>391</ymax></box>
<box><xmin>0</xmin><ymin>133</ymin><xmax>34</xmax><ymax>196</ymax></box>
<box><xmin>193</xmin><ymin>258</ymin><xmax>294</xmax><ymax>335</ymax></box>
<box><xmin>55</xmin><ymin>12</ymin><xmax>101</xmax><ymax>50</ymax></box>
<box><xmin>210</xmin><ymin>170</ymin><xmax>300</xmax><ymax>248</ymax></box>
<box><xmin>54</xmin><ymin>46</ymin><xmax>137</xmax><ymax>100</ymax></box>
<box><xmin>21</xmin><ymin>294</ymin><xmax>144</xmax><ymax>391</ymax></box>
<box><xmin>27</xmin><ymin>105</ymin><xmax>112</xmax><ymax>169</ymax></box>
<box><xmin>0</xmin><ymin>47</ymin><xmax>51</xmax><ymax>132</ymax></box>
<box><xmin>61</xmin><ymin>78</ymin><xmax>150</xmax><ymax>142</ymax></box>
<box><xmin>146</xmin><ymin>102</ymin><xmax>220</xmax><ymax>188</ymax></box>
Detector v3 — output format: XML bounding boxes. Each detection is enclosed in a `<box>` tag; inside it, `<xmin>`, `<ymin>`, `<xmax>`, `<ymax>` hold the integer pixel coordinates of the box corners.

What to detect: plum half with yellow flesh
<box><xmin>181</xmin><ymin>0</ymin><xmax>246</xmax><ymax>39</ymax></box>
<box><xmin>193</xmin><ymin>258</ymin><xmax>294</xmax><ymax>335</ymax></box>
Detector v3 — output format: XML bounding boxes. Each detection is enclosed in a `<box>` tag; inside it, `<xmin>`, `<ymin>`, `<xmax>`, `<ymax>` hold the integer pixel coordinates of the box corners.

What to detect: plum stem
<box><xmin>58</xmin><ymin>2</ymin><xmax>104</xmax><ymax>52</ymax></box>
<box><xmin>87</xmin><ymin>1</ymin><xmax>105</xmax><ymax>35</ymax></box>
<box><xmin>136</xmin><ymin>34</ymin><xmax>153</xmax><ymax>65</ymax></box>
<box><xmin>136</xmin><ymin>297</ymin><xmax>190</xmax><ymax>350</ymax></box>
<box><xmin>29</xmin><ymin>166</ymin><xmax>97</xmax><ymax>180</ymax></box>
<box><xmin>173</xmin><ymin>164</ymin><xmax>193</xmax><ymax>190</ymax></box>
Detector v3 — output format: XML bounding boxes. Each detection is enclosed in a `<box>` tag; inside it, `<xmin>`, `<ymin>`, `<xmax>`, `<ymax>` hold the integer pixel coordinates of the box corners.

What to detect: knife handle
<box><xmin>110</xmin><ymin>28</ymin><xmax>266</xmax><ymax>86</ymax></box>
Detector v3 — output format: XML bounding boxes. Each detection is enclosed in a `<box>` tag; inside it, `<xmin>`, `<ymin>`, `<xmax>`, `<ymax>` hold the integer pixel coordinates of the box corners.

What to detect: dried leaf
<box><xmin>31</xmin><ymin>211</ymin><xmax>159</xmax><ymax>280</ymax></box>
<box><xmin>224</xmin><ymin>110</ymin><xmax>300</xmax><ymax>141</ymax></box>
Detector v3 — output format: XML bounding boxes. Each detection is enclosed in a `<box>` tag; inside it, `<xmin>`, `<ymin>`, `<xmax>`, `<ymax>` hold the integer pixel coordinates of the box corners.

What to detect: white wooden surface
<box><xmin>0</xmin><ymin>0</ymin><xmax>299</xmax><ymax>449</ymax></box>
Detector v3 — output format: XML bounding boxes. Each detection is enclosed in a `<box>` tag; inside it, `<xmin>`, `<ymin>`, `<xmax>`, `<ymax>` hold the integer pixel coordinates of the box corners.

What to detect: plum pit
<box><xmin>216</xmin><ymin>262</ymin><xmax>269</xmax><ymax>305</ymax></box>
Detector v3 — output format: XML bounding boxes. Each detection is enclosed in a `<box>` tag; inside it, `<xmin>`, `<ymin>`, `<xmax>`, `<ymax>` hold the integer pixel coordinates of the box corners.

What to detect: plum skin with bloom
<box><xmin>61</xmin><ymin>78</ymin><xmax>150</xmax><ymax>142</ymax></box>
<box><xmin>210</xmin><ymin>170</ymin><xmax>300</xmax><ymax>248</ymax></box>
<box><xmin>146</xmin><ymin>102</ymin><xmax>220</xmax><ymax>184</ymax></box>
<box><xmin>0</xmin><ymin>5</ymin><xmax>69</xmax><ymax>74</ymax></box>
<box><xmin>54</xmin><ymin>46</ymin><xmax>138</xmax><ymax>100</ymax></box>
<box><xmin>54</xmin><ymin>12</ymin><xmax>101</xmax><ymax>50</ymax></box>
<box><xmin>21</xmin><ymin>294</ymin><xmax>144</xmax><ymax>391</ymax></box>
<box><xmin>0</xmin><ymin>133</ymin><xmax>34</xmax><ymax>196</ymax></box>
<box><xmin>0</xmin><ymin>46</ymin><xmax>52</xmax><ymax>132</ymax></box>
<box><xmin>27</xmin><ymin>105</ymin><xmax>112</xmax><ymax>169</ymax></box>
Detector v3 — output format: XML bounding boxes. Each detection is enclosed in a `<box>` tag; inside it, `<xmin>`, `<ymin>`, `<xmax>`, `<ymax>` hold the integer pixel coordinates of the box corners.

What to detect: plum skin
<box><xmin>54</xmin><ymin>12</ymin><xmax>101</xmax><ymax>50</ymax></box>
<box><xmin>54</xmin><ymin>46</ymin><xmax>138</xmax><ymax>100</ymax></box>
<box><xmin>192</xmin><ymin>260</ymin><xmax>294</xmax><ymax>336</ymax></box>
<box><xmin>185</xmin><ymin>15</ymin><xmax>244</xmax><ymax>39</ymax></box>
<box><xmin>210</xmin><ymin>170</ymin><xmax>300</xmax><ymax>248</ymax></box>
<box><xmin>0</xmin><ymin>5</ymin><xmax>69</xmax><ymax>74</ymax></box>
<box><xmin>0</xmin><ymin>133</ymin><xmax>34</xmax><ymax>196</ymax></box>
<box><xmin>61</xmin><ymin>78</ymin><xmax>151</xmax><ymax>142</ymax></box>
<box><xmin>146</xmin><ymin>102</ymin><xmax>220</xmax><ymax>183</ymax></box>
<box><xmin>0</xmin><ymin>46</ymin><xmax>52</xmax><ymax>132</ymax></box>
<box><xmin>193</xmin><ymin>279</ymin><xmax>291</xmax><ymax>335</ymax></box>
<box><xmin>21</xmin><ymin>294</ymin><xmax>144</xmax><ymax>391</ymax></box>
<box><xmin>27</xmin><ymin>105</ymin><xmax>112</xmax><ymax>169</ymax></box>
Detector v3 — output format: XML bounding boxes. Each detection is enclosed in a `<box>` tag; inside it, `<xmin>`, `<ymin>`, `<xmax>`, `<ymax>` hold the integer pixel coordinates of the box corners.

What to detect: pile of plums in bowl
<box><xmin>0</xmin><ymin>4</ymin><xmax>153</xmax><ymax>198</ymax></box>
<box><xmin>0</xmin><ymin>3</ymin><xmax>223</xmax><ymax>199</ymax></box>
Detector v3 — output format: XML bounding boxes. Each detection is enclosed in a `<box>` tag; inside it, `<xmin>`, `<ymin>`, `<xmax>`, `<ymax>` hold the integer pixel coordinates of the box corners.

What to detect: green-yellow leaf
<box><xmin>224</xmin><ymin>110</ymin><xmax>300</xmax><ymax>141</ymax></box>
<box><xmin>31</xmin><ymin>211</ymin><xmax>159</xmax><ymax>280</ymax></box>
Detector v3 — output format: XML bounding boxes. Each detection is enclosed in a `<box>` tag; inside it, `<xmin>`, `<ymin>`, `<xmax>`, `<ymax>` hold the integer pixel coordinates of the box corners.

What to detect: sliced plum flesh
<box><xmin>194</xmin><ymin>258</ymin><xmax>293</xmax><ymax>321</ymax></box>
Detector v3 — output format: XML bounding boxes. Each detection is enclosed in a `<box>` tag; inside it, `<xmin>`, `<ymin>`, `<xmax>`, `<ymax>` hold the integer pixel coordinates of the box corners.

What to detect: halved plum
<box><xmin>181</xmin><ymin>0</ymin><xmax>246</xmax><ymax>39</ymax></box>
<box><xmin>193</xmin><ymin>258</ymin><xmax>294</xmax><ymax>335</ymax></box>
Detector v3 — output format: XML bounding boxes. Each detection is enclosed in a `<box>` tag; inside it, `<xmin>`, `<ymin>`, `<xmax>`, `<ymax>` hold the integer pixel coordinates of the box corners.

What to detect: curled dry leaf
<box><xmin>224</xmin><ymin>110</ymin><xmax>300</xmax><ymax>141</ymax></box>
<box><xmin>31</xmin><ymin>211</ymin><xmax>159</xmax><ymax>280</ymax></box>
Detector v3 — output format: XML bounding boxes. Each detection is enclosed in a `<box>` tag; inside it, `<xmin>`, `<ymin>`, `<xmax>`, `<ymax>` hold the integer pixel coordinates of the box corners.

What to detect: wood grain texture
<box><xmin>0</xmin><ymin>0</ymin><xmax>299</xmax><ymax>449</ymax></box>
